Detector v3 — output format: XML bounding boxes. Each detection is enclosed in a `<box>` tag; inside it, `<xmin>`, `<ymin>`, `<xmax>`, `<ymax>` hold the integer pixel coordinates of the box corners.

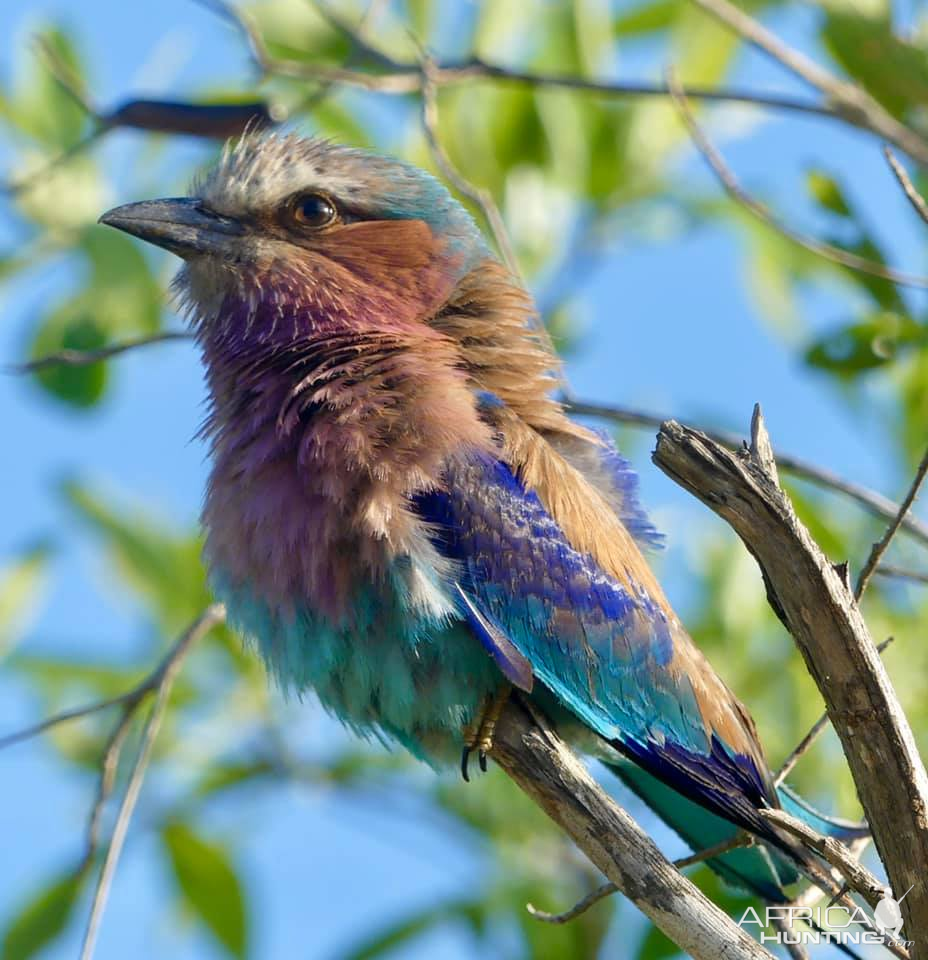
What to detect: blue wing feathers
<box><xmin>415</xmin><ymin>452</ymin><xmax>777</xmax><ymax>839</ymax></box>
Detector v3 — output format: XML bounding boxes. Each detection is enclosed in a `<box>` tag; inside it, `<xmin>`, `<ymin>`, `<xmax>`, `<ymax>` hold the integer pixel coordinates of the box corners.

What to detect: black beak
<box><xmin>98</xmin><ymin>197</ymin><xmax>244</xmax><ymax>258</ymax></box>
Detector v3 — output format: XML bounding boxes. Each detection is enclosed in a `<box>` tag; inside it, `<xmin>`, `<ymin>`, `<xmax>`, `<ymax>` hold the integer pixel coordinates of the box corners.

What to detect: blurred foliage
<box><xmin>2</xmin><ymin>0</ymin><xmax>928</xmax><ymax>958</ymax></box>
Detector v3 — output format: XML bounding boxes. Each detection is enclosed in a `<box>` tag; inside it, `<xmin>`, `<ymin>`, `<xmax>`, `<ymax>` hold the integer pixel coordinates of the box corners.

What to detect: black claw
<box><xmin>461</xmin><ymin>747</ymin><xmax>471</xmax><ymax>782</ymax></box>
<box><xmin>478</xmin><ymin>751</ymin><xmax>488</xmax><ymax>773</ymax></box>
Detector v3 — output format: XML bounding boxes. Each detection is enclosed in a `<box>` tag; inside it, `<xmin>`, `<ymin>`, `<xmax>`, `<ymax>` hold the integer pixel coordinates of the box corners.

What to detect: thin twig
<box><xmin>12</xmin><ymin>327</ymin><xmax>928</xmax><ymax>563</ymax></box>
<box><xmin>0</xmin><ymin>691</ymin><xmax>133</xmax><ymax>751</ymax></box>
<box><xmin>855</xmin><ymin>445</ymin><xmax>928</xmax><ymax>598</ymax></box>
<box><xmin>666</xmin><ymin>68</ymin><xmax>928</xmax><ymax>288</ymax></box>
<box><xmin>34</xmin><ymin>34</ymin><xmax>98</xmax><ymax>117</ymax></box>
<box><xmin>203</xmin><ymin>0</ymin><xmax>928</xmax><ymax>167</ymax></box>
<box><xmin>79</xmin><ymin>708</ymin><xmax>136</xmax><ymax>872</ymax></box>
<box><xmin>527</xmin><ymin>834</ymin><xmax>753</xmax><ymax>924</ymax></box>
<box><xmin>78</xmin><ymin>604</ymin><xmax>225</xmax><ymax>960</ymax></box>
<box><xmin>687</xmin><ymin>0</ymin><xmax>928</xmax><ymax>166</ymax></box>
<box><xmin>884</xmin><ymin>147</ymin><xmax>928</xmax><ymax>225</ymax></box>
<box><xmin>8</xmin><ymin>331</ymin><xmax>192</xmax><ymax>375</ymax></box>
<box><xmin>527</xmin><ymin>881</ymin><xmax>618</xmax><ymax>924</ymax></box>
<box><xmin>204</xmin><ymin>0</ymin><xmax>836</xmax><ymax>113</ymax></box>
<box><xmin>673</xmin><ymin>832</ymin><xmax>755</xmax><ymax>868</ymax></box>
<box><xmin>774</xmin><ymin>636</ymin><xmax>894</xmax><ymax>785</ymax></box>
<box><xmin>875</xmin><ymin>564</ymin><xmax>928</xmax><ymax>586</ymax></box>
<box><xmin>565</xmin><ymin>399</ymin><xmax>928</xmax><ymax>549</ymax></box>
<box><xmin>0</xmin><ymin>603</ymin><xmax>217</xmax><ymax>752</ymax></box>
<box><xmin>418</xmin><ymin>55</ymin><xmax>520</xmax><ymax>279</ymax></box>
<box><xmin>654</xmin><ymin>415</ymin><xmax>928</xmax><ymax>941</ymax></box>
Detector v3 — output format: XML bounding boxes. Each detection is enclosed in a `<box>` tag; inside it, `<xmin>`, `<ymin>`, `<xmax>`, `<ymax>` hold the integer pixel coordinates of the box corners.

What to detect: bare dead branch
<box><xmin>78</xmin><ymin>604</ymin><xmax>225</xmax><ymax>960</ymax></box>
<box><xmin>652</xmin><ymin>411</ymin><xmax>928</xmax><ymax>942</ymax></box>
<box><xmin>761</xmin><ymin>809</ymin><xmax>884</xmax><ymax>908</ymax></box>
<box><xmin>855</xmin><ymin>445</ymin><xmax>928</xmax><ymax>598</ymax></box>
<box><xmin>667</xmin><ymin>69</ymin><xmax>928</xmax><ymax>288</ymax></box>
<box><xmin>527</xmin><ymin>881</ymin><xmax>618</xmax><ymax>925</ymax></box>
<box><xmin>565</xmin><ymin>398</ymin><xmax>928</xmax><ymax>549</ymax></box>
<box><xmin>673</xmin><ymin>833</ymin><xmax>756</xmax><ymax>869</ymax></box>
<box><xmin>884</xmin><ymin>147</ymin><xmax>928</xmax><ymax>225</ymax></box>
<box><xmin>688</xmin><ymin>0</ymin><xmax>928</xmax><ymax>166</ymax></box>
<box><xmin>490</xmin><ymin>700</ymin><xmax>775</xmax><ymax>959</ymax></box>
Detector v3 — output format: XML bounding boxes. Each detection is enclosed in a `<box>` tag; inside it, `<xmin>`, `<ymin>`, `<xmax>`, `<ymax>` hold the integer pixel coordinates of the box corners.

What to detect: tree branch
<box><xmin>526</xmin><ymin>834</ymin><xmax>754</xmax><ymax>925</ymax></box>
<box><xmin>667</xmin><ymin>69</ymin><xmax>928</xmax><ymax>289</ymax></box>
<box><xmin>760</xmin><ymin>809</ymin><xmax>883</xmax><ymax>908</ymax></box>
<box><xmin>8</xmin><ymin>331</ymin><xmax>192</xmax><ymax>375</ymax></box>
<box><xmin>417</xmin><ymin>54</ymin><xmax>520</xmax><ymax>279</ymax></box>
<box><xmin>652</xmin><ymin>410</ymin><xmax>928</xmax><ymax>948</ymax></box>
<box><xmin>490</xmin><ymin>699</ymin><xmax>776</xmax><ymax>960</ymax></box>
<box><xmin>875</xmin><ymin>564</ymin><xmax>928</xmax><ymax>586</ymax></box>
<box><xmin>855</xmin><ymin>444</ymin><xmax>928</xmax><ymax>599</ymax></box>
<box><xmin>200</xmin><ymin>0</ymin><xmax>928</xmax><ymax>166</ymax></box>
<box><xmin>565</xmin><ymin>398</ymin><xmax>928</xmax><ymax>549</ymax></box>
<box><xmin>775</xmin><ymin>637</ymin><xmax>894</xmax><ymax>785</ymax></box>
<box><xmin>75</xmin><ymin>605</ymin><xmax>226</xmax><ymax>960</ymax></box>
<box><xmin>884</xmin><ymin>147</ymin><xmax>928</xmax><ymax>225</ymax></box>
<box><xmin>688</xmin><ymin>0</ymin><xmax>928</xmax><ymax>166</ymax></box>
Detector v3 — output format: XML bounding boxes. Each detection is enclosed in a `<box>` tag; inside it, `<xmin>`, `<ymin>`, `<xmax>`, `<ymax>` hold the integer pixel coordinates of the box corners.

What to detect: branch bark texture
<box><xmin>491</xmin><ymin>701</ymin><xmax>775</xmax><ymax>960</ymax></box>
<box><xmin>653</xmin><ymin>416</ymin><xmax>928</xmax><ymax>948</ymax></box>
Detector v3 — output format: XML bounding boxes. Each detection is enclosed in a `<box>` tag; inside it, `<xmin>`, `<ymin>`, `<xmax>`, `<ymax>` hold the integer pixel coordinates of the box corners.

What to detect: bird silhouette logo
<box><xmin>874</xmin><ymin>885</ymin><xmax>913</xmax><ymax>941</ymax></box>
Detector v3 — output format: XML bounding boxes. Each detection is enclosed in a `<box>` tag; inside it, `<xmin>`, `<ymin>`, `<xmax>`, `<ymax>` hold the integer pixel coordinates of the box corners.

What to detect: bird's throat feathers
<box><xmin>195</xmin><ymin>254</ymin><xmax>507</xmax><ymax>622</ymax></box>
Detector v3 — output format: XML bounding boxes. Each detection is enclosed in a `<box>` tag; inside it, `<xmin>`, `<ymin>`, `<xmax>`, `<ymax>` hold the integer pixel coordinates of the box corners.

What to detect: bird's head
<box><xmin>99</xmin><ymin>134</ymin><xmax>491</xmax><ymax>343</ymax></box>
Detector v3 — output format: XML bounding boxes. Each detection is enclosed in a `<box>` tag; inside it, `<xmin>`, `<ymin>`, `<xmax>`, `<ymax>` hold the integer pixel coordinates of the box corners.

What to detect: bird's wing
<box><xmin>543</xmin><ymin>426</ymin><xmax>664</xmax><ymax>551</ymax></box>
<box><xmin>414</xmin><ymin>433</ymin><xmax>777</xmax><ymax>835</ymax></box>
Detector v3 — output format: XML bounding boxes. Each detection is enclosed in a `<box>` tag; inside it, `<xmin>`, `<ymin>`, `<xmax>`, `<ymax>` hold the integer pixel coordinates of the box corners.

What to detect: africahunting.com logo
<box><xmin>737</xmin><ymin>886</ymin><xmax>915</xmax><ymax>948</ymax></box>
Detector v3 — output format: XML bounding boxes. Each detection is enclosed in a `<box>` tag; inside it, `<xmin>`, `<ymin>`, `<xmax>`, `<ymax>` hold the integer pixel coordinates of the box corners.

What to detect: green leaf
<box><xmin>0</xmin><ymin>543</ymin><xmax>51</xmax><ymax>658</ymax></box>
<box><xmin>1</xmin><ymin>870</ymin><xmax>84</xmax><ymax>960</ymax></box>
<box><xmin>806</xmin><ymin>169</ymin><xmax>852</xmax><ymax>217</ymax></box>
<box><xmin>614</xmin><ymin>0</ymin><xmax>682</xmax><ymax>37</ymax></box>
<box><xmin>335</xmin><ymin>898</ymin><xmax>484</xmax><ymax>960</ymax></box>
<box><xmin>4</xmin><ymin>26</ymin><xmax>89</xmax><ymax>148</ymax></box>
<box><xmin>404</xmin><ymin>0</ymin><xmax>436</xmax><ymax>41</ymax></box>
<box><xmin>30</xmin><ymin>307</ymin><xmax>108</xmax><ymax>408</ymax></box>
<box><xmin>822</xmin><ymin>11</ymin><xmax>928</xmax><ymax>118</ymax></box>
<box><xmin>80</xmin><ymin>226</ymin><xmax>163</xmax><ymax>334</ymax></box>
<box><xmin>162</xmin><ymin>822</ymin><xmax>248</xmax><ymax>960</ymax></box>
<box><xmin>805</xmin><ymin>313</ymin><xmax>925</xmax><ymax>375</ymax></box>
<box><xmin>194</xmin><ymin>761</ymin><xmax>276</xmax><ymax>798</ymax></box>
<box><xmin>61</xmin><ymin>480</ymin><xmax>211</xmax><ymax>631</ymax></box>
<box><xmin>637</xmin><ymin>924</ymin><xmax>681</xmax><ymax>960</ymax></box>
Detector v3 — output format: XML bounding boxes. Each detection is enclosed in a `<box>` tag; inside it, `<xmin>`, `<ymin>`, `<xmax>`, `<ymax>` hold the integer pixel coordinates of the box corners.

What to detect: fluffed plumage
<box><xmin>100</xmin><ymin>134</ymin><xmax>863</xmax><ymax>901</ymax></box>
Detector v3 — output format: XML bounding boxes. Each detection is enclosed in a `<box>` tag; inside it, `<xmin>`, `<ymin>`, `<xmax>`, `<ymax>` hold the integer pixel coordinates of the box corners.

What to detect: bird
<box><xmin>100</xmin><ymin>133</ymin><xmax>863</xmax><ymax>902</ymax></box>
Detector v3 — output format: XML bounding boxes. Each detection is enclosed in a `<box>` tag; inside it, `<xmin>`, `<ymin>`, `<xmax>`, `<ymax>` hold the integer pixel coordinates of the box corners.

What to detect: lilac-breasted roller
<box><xmin>100</xmin><ymin>134</ymin><xmax>861</xmax><ymax>901</ymax></box>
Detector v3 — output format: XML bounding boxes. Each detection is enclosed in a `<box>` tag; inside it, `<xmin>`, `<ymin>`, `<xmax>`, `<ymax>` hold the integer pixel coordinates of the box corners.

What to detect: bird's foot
<box><xmin>461</xmin><ymin>684</ymin><xmax>512</xmax><ymax>782</ymax></box>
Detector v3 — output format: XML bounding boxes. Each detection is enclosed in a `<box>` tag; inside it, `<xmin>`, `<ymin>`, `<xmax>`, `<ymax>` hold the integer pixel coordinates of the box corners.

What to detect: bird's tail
<box><xmin>604</xmin><ymin>759</ymin><xmax>867</xmax><ymax>902</ymax></box>
<box><xmin>776</xmin><ymin>782</ymin><xmax>869</xmax><ymax>844</ymax></box>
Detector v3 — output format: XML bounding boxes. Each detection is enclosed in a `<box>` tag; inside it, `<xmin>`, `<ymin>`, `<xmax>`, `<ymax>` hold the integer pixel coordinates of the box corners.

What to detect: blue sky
<box><xmin>1</xmin><ymin>1</ymin><xmax>926</xmax><ymax>958</ymax></box>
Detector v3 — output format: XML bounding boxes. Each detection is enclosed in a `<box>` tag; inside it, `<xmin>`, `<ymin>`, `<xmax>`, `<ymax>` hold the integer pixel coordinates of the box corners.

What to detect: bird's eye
<box><xmin>290</xmin><ymin>193</ymin><xmax>338</xmax><ymax>229</ymax></box>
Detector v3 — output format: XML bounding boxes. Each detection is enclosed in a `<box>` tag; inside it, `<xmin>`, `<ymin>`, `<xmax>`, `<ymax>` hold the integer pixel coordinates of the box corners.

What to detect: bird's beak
<box><xmin>98</xmin><ymin>198</ymin><xmax>244</xmax><ymax>258</ymax></box>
